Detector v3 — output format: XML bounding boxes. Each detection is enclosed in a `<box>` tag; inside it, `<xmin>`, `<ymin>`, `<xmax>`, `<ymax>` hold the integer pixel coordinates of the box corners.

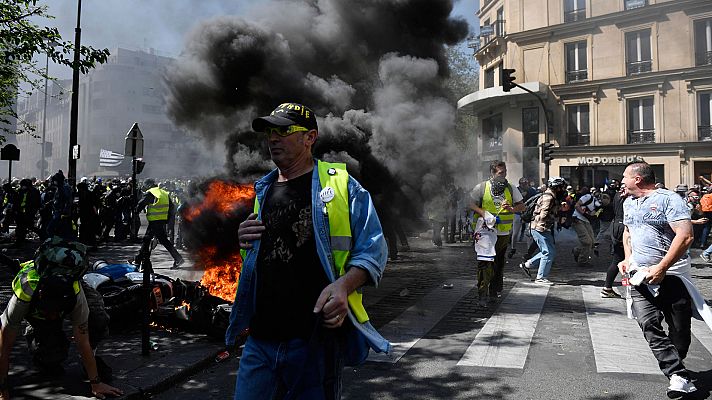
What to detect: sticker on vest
<box><xmin>320</xmin><ymin>187</ymin><xmax>335</xmax><ymax>203</ymax></box>
<box><xmin>327</xmin><ymin>168</ymin><xmax>337</xmax><ymax>176</ymax></box>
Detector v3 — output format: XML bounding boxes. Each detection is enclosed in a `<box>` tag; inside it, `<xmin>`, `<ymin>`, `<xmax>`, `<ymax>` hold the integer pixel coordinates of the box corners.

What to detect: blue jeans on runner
<box><xmin>528</xmin><ymin>229</ymin><xmax>556</xmax><ymax>279</ymax></box>
<box><xmin>234</xmin><ymin>335</ymin><xmax>344</xmax><ymax>400</ymax></box>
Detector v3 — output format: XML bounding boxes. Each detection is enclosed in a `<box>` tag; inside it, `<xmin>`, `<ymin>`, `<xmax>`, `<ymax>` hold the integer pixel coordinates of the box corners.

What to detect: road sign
<box><xmin>0</xmin><ymin>144</ymin><xmax>20</xmax><ymax>161</ymax></box>
<box><xmin>125</xmin><ymin>122</ymin><xmax>144</xmax><ymax>158</ymax></box>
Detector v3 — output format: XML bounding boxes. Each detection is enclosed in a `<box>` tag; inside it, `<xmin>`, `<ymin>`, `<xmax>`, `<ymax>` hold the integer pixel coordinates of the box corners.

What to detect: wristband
<box><xmin>89</xmin><ymin>376</ymin><xmax>101</xmax><ymax>385</ymax></box>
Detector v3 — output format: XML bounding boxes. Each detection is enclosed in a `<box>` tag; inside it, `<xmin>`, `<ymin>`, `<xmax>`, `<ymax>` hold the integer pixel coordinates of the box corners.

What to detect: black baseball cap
<box><xmin>252</xmin><ymin>103</ymin><xmax>318</xmax><ymax>132</ymax></box>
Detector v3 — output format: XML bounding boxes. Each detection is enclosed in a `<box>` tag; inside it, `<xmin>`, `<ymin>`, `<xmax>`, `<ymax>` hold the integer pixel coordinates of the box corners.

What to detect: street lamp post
<box><xmin>40</xmin><ymin>50</ymin><xmax>50</xmax><ymax>180</ymax></box>
<box><xmin>68</xmin><ymin>0</ymin><xmax>82</xmax><ymax>187</ymax></box>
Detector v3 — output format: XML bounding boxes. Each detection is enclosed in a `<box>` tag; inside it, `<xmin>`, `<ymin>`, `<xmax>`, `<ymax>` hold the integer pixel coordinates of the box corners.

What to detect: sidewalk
<box><xmin>0</xmin><ymin>236</ymin><xmax>228</xmax><ymax>400</ymax></box>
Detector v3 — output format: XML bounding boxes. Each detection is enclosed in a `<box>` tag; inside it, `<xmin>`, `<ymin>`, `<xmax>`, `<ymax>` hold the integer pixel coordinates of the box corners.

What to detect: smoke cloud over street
<box><xmin>165</xmin><ymin>0</ymin><xmax>471</xmax><ymax>225</ymax></box>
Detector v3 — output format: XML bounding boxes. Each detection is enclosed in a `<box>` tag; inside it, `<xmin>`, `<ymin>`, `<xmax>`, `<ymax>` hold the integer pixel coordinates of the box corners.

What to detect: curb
<box><xmin>122</xmin><ymin>349</ymin><xmax>223</xmax><ymax>400</ymax></box>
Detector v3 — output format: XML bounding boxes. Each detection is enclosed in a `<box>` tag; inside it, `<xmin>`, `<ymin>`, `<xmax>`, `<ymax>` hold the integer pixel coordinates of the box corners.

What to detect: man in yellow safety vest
<box><xmin>228</xmin><ymin>102</ymin><xmax>389</xmax><ymax>399</ymax></box>
<box><xmin>134</xmin><ymin>179</ymin><xmax>184</xmax><ymax>270</ymax></box>
<box><xmin>468</xmin><ymin>160</ymin><xmax>525</xmax><ymax>308</ymax></box>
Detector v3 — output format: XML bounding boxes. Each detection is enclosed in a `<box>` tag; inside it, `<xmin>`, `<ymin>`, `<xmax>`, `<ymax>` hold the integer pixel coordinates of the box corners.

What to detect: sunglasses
<box><xmin>263</xmin><ymin>125</ymin><xmax>310</xmax><ymax>137</ymax></box>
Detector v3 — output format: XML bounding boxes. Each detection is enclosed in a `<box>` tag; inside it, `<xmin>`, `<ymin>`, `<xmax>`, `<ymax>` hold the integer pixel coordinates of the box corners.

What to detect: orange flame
<box><xmin>199</xmin><ymin>246</ymin><xmax>241</xmax><ymax>302</ymax></box>
<box><xmin>184</xmin><ymin>181</ymin><xmax>255</xmax><ymax>222</ymax></box>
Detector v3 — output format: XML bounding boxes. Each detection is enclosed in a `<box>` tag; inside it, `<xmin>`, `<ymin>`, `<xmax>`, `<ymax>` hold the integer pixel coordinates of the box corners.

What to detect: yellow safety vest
<box><xmin>475</xmin><ymin>181</ymin><xmax>515</xmax><ymax>233</ymax></box>
<box><xmin>241</xmin><ymin>161</ymin><xmax>370</xmax><ymax>323</ymax></box>
<box><xmin>12</xmin><ymin>261</ymin><xmax>80</xmax><ymax>303</ymax></box>
<box><xmin>146</xmin><ymin>187</ymin><xmax>170</xmax><ymax>221</ymax></box>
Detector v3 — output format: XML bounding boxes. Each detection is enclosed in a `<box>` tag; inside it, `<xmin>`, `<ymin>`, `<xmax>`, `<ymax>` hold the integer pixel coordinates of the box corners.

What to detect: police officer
<box><xmin>134</xmin><ymin>179</ymin><xmax>184</xmax><ymax>270</ymax></box>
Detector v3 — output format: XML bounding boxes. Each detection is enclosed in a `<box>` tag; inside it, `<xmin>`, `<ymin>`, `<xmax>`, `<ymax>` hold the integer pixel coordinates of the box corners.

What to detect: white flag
<box><xmin>99</xmin><ymin>148</ymin><xmax>124</xmax><ymax>167</ymax></box>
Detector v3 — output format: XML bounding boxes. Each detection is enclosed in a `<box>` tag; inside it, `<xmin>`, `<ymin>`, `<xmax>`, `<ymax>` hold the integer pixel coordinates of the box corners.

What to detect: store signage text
<box><xmin>577</xmin><ymin>155</ymin><xmax>644</xmax><ymax>165</ymax></box>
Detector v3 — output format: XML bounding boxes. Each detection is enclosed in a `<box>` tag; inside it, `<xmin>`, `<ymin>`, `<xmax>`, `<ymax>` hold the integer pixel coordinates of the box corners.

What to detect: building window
<box><xmin>495</xmin><ymin>7</ymin><xmax>505</xmax><ymax>37</ymax></box>
<box><xmin>485</xmin><ymin>66</ymin><xmax>495</xmax><ymax>88</ymax></box>
<box><xmin>564</xmin><ymin>0</ymin><xmax>586</xmax><ymax>23</ymax></box>
<box><xmin>565</xmin><ymin>41</ymin><xmax>588</xmax><ymax>83</ymax></box>
<box><xmin>522</xmin><ymin>108</ymin><xmax>539</xmax><ymax>148</ymax></box>
<box><xmin>698</xmin><ymin>93</ymin><xmax>712</xmax><ymax>141</ymax></box>
<box><xmin>694</xmin><ymin>19</ymin><xmax>712</xmax><ymax>66</ymax></box>
<box><xmin>566</xmin><ymin>104</ymin><xmax>590</xmax><ymax>146</ymax></box>
<box><xmin>625</xmin><ymin>29</ymin><xmax>652</xmax><ymax>75</ymax></box>
<box><xmin>625</xmin><ymin>0</ymin><xmax>647</xmax><ymax>10</ymax></box>
<box><xmin>627</xmin><ymin>97</ymin><xmax>655</xmax><ymax>143</ymax></box>
<box><xmin>482</xmin><ymin>114</ymin><xmax>503</xmax><ymax>151</ymax></box>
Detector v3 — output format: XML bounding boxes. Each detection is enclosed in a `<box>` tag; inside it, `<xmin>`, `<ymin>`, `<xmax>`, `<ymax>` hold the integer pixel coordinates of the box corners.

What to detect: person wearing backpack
<box><xmin>518</xmin><ymin>177</ymin><xmax>567</xmax><ymax>284</ymax></box>
<box><xmin>0</xmin><ymin>237</ymin><xmax>122</xmax><ymax>399</ymax></box>
<box><xmin>572</xmin><ymin>187</ymin><xmax>601</xmax><ymax>266</ymax></box>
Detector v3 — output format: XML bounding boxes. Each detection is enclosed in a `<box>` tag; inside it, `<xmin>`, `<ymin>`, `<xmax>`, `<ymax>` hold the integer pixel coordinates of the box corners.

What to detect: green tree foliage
<box><xmin>445</xmin><ymin>44</ymin><xmax>478</xmax><ymax>150</ymax></box>
<box><xmin>0</xmin><ymin>0</ymin><xmax>109</xmax><ymax>142</ymax></box>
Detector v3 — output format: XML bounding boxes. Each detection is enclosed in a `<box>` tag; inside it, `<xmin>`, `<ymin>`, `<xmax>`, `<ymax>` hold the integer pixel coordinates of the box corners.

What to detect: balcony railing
<box><xmin>625</xmin><ymin>0</ymin><xmax>647</xmax><ymax>10</ymax></box>
<box><xmin>566</xmin><ymin>69</ymin><xmax>588</xmax><ymax>83</ymax></box>
<box><xmin>567</xmin><ymin>132</ymin><xmax>590</xmax><ymax>146</ymax></box>
<box><xmin>480</xmin><ymin>20</ymin><xmax>506</xmax><ymax>48</ymax></box>
<box><xmin>699</xmin><ymin>125</ymin><xmax>712</xmax><ymax>141</ymax></box>
<box><xmin>696</xmin><ymin>51</ymin><xmax>712</xmax><ymax>66</ymax></box>
<box><xmin>628</xmin><ymin>129</ymin><xmax>656</xmax><ymax>144</ymax></box>
<box><xmin>627</xmin><ymin>60</ymin><xmax>652</xmax><ymax>75</ymax></box>
<box><xmin>564</xmin><ymin>9</ymin><xmax>586</xmax><ymax>23</ymax></box>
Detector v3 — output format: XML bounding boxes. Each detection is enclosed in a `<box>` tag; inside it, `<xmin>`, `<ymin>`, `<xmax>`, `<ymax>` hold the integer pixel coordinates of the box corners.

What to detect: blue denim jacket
<box><xmin>226</xmin><ymin>162</ymin><xmax>391</xmax><ymax>359</ymax></box>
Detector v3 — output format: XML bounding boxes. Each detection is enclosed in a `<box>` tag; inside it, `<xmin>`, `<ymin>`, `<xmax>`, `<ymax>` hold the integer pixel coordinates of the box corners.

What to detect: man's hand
<box><xmin>645</xmin><ymin>264</ymin><xmax>666</xmax><ymax>285</ymax></box>
<box><xmin>501</xmin><ymin>200</ymin><xmax>513</xmax><ymax>212</ymax></box>
<box><xmin>313</xmin><ymin>281</ymin><xmax>349</xmax><ymax>329</ymax></box>
<box><xmin>617</xmin><ymin>259</ymin><xmax>629</xmax><ymax>276</ymax></box>
<box><xmin>91</xmin><ymin>382</ymin><xmax>124</xmax><ymax>399</ymax></box>
<box><xmin>238</xmin><ymin>213</ymin><xmax>265</xmax><ymax>249</ymax></box>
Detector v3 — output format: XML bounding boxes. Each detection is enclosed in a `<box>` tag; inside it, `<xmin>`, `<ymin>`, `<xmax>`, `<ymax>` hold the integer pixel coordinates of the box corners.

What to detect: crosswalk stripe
<box><xmin>691</xmin><ymin>318</ymin><xmax>712</xmax><ymax>355</ymax></box>
<box><xmin>368</xmin><ymin>279</ymin><xmax>477</xmax><ymax>363</ymax></box>
<box><xmin>581</xmin><ymin>286</ymin><xmax>662</xmax><ymax>375</ymax></box>
<box><xmin>456</xmin><ymin>282</ymin><xmax>549</xmax><ymax>369</ymax></box>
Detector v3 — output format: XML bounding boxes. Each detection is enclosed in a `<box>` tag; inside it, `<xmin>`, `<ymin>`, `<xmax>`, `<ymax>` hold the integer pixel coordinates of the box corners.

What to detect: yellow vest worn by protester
<box><xmin>474</xmin><ymin>180</ymin><xmax>515</xmax><ymax>233</ymax></box>
<box><xmin>146</xmin><ymin>187</ymin><xmax>170</xmax><ymax>222</ymax></box>
<box><xmin>240</xmin><ymin>160</ymin><xmax>370</xmax><ymax>323</ymax></box>
<box><xmin>12</xmin><ymin>261</ymin><xmax>81</xmax><ymax>303</ymax></box>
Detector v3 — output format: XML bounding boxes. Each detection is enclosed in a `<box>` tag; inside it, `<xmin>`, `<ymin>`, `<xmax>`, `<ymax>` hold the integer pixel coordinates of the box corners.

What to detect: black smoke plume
<box><xmin>166</xmin><ymin>0</ymin><xmax>470</xmax><ymax>247</ymax></box>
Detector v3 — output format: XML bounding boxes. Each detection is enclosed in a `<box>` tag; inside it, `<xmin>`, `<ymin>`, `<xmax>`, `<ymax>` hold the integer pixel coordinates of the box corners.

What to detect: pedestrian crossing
<box><xmin>367</xmin><ymin>281</ymin><xmax>712</xmax><ymax>376</ymax></box>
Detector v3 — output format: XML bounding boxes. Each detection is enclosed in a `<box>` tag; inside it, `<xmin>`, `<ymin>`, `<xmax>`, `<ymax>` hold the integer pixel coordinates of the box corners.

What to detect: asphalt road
<box><xmin>151</xmin><ymin>230</ymin><xmax>712</xmax><ymax>400</ymax></box>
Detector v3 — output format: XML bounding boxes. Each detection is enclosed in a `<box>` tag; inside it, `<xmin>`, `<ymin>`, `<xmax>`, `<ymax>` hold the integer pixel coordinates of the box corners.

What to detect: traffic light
<box><xmin>501</xmin><ymin>68</ymin><xmax>516</xmax><ymax>92</ymax></box>
<box><xmin>541</xmin><ymin>142</ymin><xmax>555</xmax><ymax>162</ymax></box>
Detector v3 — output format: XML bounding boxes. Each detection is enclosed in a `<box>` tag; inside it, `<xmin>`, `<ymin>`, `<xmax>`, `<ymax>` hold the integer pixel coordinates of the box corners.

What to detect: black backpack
<box><xmin>520</xmin><ymin>193</ymin><xmax>544</xmax><ymax>223</ymax></box>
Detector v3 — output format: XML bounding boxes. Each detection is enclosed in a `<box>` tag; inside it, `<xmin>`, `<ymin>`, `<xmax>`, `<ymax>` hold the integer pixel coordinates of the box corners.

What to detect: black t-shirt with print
<box><xmin>250</xmin><ymin>171</ymin><xmax>329</xmax><ymax>341</ymax></box>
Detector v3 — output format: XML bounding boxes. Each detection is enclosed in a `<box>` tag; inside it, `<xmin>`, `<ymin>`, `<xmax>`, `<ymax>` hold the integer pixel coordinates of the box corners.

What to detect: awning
<box><xmin>457</xmin><ymin>82</ymin><xmax>551</xmax><ymax>116</ymax></box>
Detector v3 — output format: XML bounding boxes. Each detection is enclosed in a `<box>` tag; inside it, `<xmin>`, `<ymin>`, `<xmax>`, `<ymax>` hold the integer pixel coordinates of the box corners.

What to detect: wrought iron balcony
<box><xmin>699</xmin><ymin>125</ymin><xmax>712</xmax><ymax>141</ymax></box>
<box><xmin>628</xmin><ymin>129</ymin><xmax>655</xmax><ymax>144</ymax></box>
<box><xmin>480</xmin><ymin>20</ymin><xmax>506</xmax><ymax>47</ymax></box>
<box><xmin>566</xmin><ymin>69</ymin><xmax>588</xmax><ymax>83</ymax></box>
<box><xmin>567</xmin><ymin>132</ymin><xmax>590</xmax><ymax>146</ymax></box>
<box><xmin>696</xmin><ymin>51</ymin><xmax>712</xmax><ymax>66</ymax></box>
<box><xmin>564</xmin><ymin>9</ymin><xmax>586</xmax><ymax>23</ymax></box>
<box><xmin>627</xmin><ymin>60</ymin><xmax>652</xmax><ymax>76</ymax></box>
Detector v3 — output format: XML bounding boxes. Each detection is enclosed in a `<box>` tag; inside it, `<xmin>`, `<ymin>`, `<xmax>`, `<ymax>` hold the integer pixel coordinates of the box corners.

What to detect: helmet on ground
<box><xmin>143</xmin><ymin>178</ymin><xmax>156</xmax><ymax>188</ymax></box>
<box><xmin>548</xmin><ymin>176</ymin><xmax>567</xmax><ymax>189</ymax></box>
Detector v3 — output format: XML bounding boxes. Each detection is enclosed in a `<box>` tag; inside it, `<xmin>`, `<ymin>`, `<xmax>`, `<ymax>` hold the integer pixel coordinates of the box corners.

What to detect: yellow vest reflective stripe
<box><xmin>12</xmin><ymin>261</ymin><xmax>80</xmax><ymax>302</ymax></box>
<box><xmin>477</xmin><ymin>181</ymin><xmax>514</xmax><ymax>233</ymax></box>
<box><xmin>146</xmin><ymin>187</ymin><xmax>170</xmax><ymax>221</ymax></box>
<box><xmin>242</xmin><ymin>162</ymin><xmax>370</xmax><ymax>324</ymax></box>
<box><xmin>317</xmin><ymin>161</ymin><xmax>369</xmax><ymax>323</ymax></box>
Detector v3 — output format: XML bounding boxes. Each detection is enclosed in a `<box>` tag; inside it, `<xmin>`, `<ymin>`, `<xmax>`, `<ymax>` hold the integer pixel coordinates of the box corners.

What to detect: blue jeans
<box><xmin>703</xmin><ymin>242</ymin><xmax>712</xmax><ymax>256</ymax></box>
<box><xmin>234</xmin><ymin>335</ymin><xmax>344</xmax><ymax>400</ymax></box>
<box><xmin>528</xmin><ymin>229</ymin><xmax>556</xmax><ymax>279</ymax></box>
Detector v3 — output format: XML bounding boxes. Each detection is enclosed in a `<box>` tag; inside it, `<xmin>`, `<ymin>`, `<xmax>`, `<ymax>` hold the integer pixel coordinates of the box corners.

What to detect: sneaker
<box><xmin>600</xmin><ymin>288</ymin><xmax>622</xmax><ymax>299</ymax></box>
<box><xmin>701</xmin><ymin>253</ymin><xmax>712</xmax><ymax>263</ymax></box>
<box><xmin>518</xmin><ymin>263</ymin><xmax>533</xmax><ymax>280</ymax></box>
<box><xmin>666</xmin><ymin>374</ymin><xmax>696</xmax><ymax>399</ymax></box>
<box><xmin>171</xmin><ymin>258</ymin><xmax>185</xmax><ymax>270</ymax></box>
<box><xmin>534</xmin><ymin>278</ymin><xmax>554</xmax><ymax>285</ymax></box>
